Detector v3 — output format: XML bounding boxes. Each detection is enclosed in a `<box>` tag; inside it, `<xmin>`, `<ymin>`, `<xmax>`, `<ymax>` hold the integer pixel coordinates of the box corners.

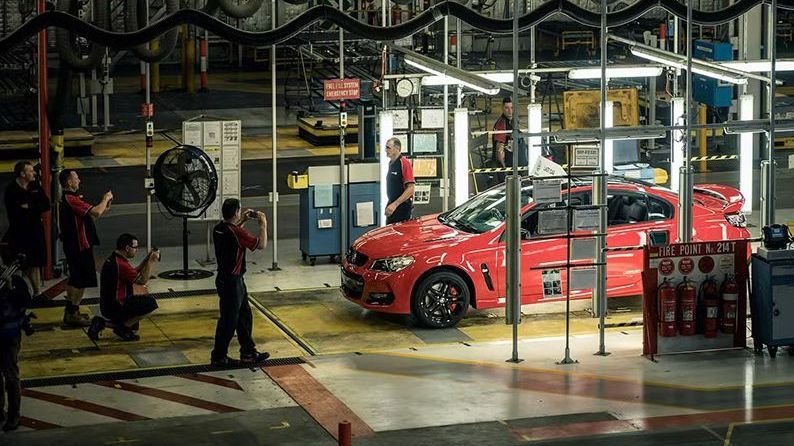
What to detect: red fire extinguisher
<box><xmin>721</xmin><ymin>274</ymin><xmax>739</xmax><ymax>333</ymax></box>
<box><xmin>658</xmin><ymin>279</ymin><xmax>677</xmax><ymax>337</ymax></box>
<box><xmin>700</xmin><ymin>276</ymin><xmax>720</xmax><ymax>338</ymax></box>
<box><xmin>677</xmin><ymin>277</ymin><xmax>697</xmax><ymax>336</ymax></box>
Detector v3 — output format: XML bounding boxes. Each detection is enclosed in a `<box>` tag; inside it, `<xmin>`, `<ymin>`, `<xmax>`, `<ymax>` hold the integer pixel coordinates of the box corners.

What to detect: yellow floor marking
<box><xmin>723</xmin><ymin>416</ymin><xmax>794</xmax><ymax>446</ymax></box>
<box><xmin>270</xmin><ymin>421</ymin><xmax>291</xmax><ymax>430</ymax></box>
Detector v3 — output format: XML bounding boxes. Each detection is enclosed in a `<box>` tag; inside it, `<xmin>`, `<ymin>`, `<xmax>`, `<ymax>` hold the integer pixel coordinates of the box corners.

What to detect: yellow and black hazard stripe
<box><xmin>599</xmin><ymin>320</ymin><xmax>644</xmax><ymax>329</ymax></box>
<box><xmin>689</xmin><ymin>155</ymin><xmax>738</xmax><ymax>161</ymax></box>
<box><xmin>469</xmin><ymin>166</ymin><xmax>530</xmax><ymax>174</ymax></box>
<box><xmin>604</xmin><ymin>245</ymin><xmax>644</xmax><ymax>252</ymax></box>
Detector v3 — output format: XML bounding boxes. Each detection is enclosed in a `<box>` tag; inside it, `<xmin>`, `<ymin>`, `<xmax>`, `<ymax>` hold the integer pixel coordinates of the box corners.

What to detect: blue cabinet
<box><xmin>750</xmin><ymin>251</ymin><xmax>794</xmax><ymax>357</ymax></box>
<box><xmin>693</xmin><ymin>40</ymin><xmax>734</xmax><ymax>107</ymax></box>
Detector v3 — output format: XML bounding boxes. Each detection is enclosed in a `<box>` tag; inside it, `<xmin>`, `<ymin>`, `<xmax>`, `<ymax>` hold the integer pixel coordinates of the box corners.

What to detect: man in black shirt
<box><xmin>384</xmin><ymin>137</ymin><xmax>415</xmax><ymax>224</ymax></box>
<box><xmin>89</xmin><ymin>234</ymin><xmax>160</xmax><ymax>342</ymax></box>
<box><xmin>211</xmin><ymin>199</ymin><xmax>269</xmax><ymax>366</ymax></box>
<box><xmin>58</xmin><ymin>169</ymin><xmax>113</xmax><ymax>327</ymax></box>
<box><xmin>3</xmin><ymin>161</ymin><xmax>50</xmax><ymax>297</ymax></box>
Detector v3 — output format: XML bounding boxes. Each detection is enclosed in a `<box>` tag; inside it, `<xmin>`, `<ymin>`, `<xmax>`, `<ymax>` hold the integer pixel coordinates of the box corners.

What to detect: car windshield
<box><xmin>440</xmin><ymin>182</ymin><xmax>534</xmax><ymax>234</ymax></box>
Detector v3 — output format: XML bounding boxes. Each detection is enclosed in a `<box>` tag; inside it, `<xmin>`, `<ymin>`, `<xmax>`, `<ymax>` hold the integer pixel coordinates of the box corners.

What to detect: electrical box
<box><xmin>300</xmin><ymin>166</ymin><xmax>342</xmax><ymax>264</ymax></box>
<box><xmin>693</xmin><ymin>40</ymin><xmax>734</xmax><ymax>107</ymax></box>
<box><xmin>750</xmin><ymin>250</ymin><xmax>794</xmax><ymax>357</ymax></box>
<box><xmin>347</xmin><ymin>163</ymin><xmax>380</xmax><ymax>244</ymax></box>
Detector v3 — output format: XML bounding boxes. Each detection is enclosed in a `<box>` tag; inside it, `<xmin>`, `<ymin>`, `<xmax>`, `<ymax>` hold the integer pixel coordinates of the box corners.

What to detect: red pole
<box><xmin>338</xmin><ymin>421</ymin><xmax>351</xmax><ymax>446</ymax></box>
<box><xmin>38</xmin><ymin>0</ymin><xmax>52</xmax><ymax>280</ymax></box>
<box><xmin>199</xmin><ymin>36</ymin><xmax>208</xmax><ymax>92</ymax></box>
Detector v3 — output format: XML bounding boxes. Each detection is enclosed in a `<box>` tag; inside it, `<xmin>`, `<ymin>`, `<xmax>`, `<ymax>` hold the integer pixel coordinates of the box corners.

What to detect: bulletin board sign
<box><xmin>642</xmin><ymin>241</ymin><xmax>748</xmax><ymax>357</ymax></box>
<box><xmin>182</xmin><ymin>119</ymin><xmax>242</xmax><ymax>221</ymax></box>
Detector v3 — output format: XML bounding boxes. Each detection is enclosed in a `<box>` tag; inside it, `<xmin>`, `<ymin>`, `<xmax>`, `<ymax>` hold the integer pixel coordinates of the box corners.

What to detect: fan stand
<box><xmin>159</xmin><ymin>217</ymin><xmax>214</xmax><ymax>280</ymax></box>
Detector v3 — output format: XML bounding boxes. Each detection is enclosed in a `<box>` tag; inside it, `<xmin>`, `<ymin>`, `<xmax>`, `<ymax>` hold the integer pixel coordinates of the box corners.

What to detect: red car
<box><xmin>341</xmin><ymin>177</ymin><xmax>749</xmax><ymax>328</ymax></box>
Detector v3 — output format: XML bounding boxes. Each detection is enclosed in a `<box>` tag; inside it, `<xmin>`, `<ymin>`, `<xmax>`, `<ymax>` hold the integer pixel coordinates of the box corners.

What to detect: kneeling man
<box><xmin>89</xmin><ymin>234</ymin><xmax>160</xmax><ymax>341</ymax></box>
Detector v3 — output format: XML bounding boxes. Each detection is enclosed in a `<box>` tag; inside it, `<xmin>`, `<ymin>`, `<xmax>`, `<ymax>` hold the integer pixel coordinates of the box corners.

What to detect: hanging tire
<box><xmin>217</xmin><ymin>0</ymin><xmax>263</xmax><ymax>19</ymax></box>
<box><xmin>411</xmin><ymin>271</ymin><xmax>470</xmax><ymax>329</ymax></box>
<box><xmin>55</xmin><ymin>0</ymin><xmax>107</xmax><ymax>71</ymax></box>
<box><xmin>125</xmin><ymin>0</ymin><xmax>179</xmax><ymax>63</ymax></box>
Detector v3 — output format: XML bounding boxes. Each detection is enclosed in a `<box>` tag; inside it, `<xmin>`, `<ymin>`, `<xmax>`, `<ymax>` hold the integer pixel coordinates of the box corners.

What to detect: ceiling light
<box><xmin>630</xmin><ymin>47</ymin><xmax>748</xmax><ymax>85</ymax></box>
<box><xmin>568</xmin><ymin>66</ymin><xmax>664</xmax><ymax>79</ymax></box>
<box><xmin>720</xmin><ymin>60</ymin><xmax>794</xmax><ymax>72</ymax></box>
<box><xmin>404</xmin><ymin>53</ymin><xmax>500</xmax><ymax>95</ymax></box>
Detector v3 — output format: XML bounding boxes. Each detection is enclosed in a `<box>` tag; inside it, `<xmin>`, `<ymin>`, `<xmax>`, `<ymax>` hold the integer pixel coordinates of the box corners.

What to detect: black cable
<box><xmin>126</xmin><ymin>0</ymin><xmax>180</xmax><ymax>63</ymax></box>
<box><xmin>3</xmin><ymin>0</ymin><xmax>793</xmax><ymax>54</ymax></box>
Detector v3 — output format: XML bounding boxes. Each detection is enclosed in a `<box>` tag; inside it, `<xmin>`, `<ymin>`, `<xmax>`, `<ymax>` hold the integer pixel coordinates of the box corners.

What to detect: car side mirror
<box><xmin>648</xmin><ymin>230</ymin><xmax>669</xmax><ymax>247</ymax></box>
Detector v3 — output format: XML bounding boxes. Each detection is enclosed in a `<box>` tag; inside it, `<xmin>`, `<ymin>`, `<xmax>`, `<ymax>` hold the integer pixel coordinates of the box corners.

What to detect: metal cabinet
<box><xmin>750</xmin><ymin>249</ymin><xmax>794</xmax><ymax>357</ymax></box>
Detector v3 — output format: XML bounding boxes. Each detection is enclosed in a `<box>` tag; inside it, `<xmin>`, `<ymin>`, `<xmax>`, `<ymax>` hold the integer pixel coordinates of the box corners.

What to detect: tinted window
<box><xmin>647</xmin><ymin>196</ymin><xmax>673</xmax><ymax>220</ymax></box>
<box><xmin>607</xmin><ymin>191</ymin><xmax>672</xmax><ymax>225</ymax></box>
<box><xmin>443</xmin><ymin>182</ymin><xmax>534</xmax><ymax>234</ymax></box>
<box><xmin>521</xmin><ymin>192</ymin><xmax>590</xmax><ymax>238</ymax></box>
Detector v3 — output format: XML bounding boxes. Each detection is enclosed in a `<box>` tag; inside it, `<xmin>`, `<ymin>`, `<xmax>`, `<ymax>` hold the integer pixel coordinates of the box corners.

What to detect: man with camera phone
<box><xmin>89</xmin><ymin>234</ymin><xmax>160</xmax><ymax>341</ymax></box>
<box><xmin>210</xmin><ymin>199</ymin><xmax>269</xmax><ymax>366</ymax></box>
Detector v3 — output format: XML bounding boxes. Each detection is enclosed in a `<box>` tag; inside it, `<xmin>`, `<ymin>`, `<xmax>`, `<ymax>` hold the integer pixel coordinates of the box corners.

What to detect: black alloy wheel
<box><xmin>412</xmin><ymin>271</ymin><xmax>470</xmax><ymax>328</ymax></box>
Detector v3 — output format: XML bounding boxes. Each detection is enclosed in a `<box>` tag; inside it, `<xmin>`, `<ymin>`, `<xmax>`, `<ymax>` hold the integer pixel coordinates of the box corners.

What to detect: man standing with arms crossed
<box><xmin>211</xmin><ymin>199</ymin><xmax>269</xmax><ymax>366</ymax></box>
<box><xmin>58</xmin><ymin>169</ymin><xmax>112</xmax><ymax>327</ymax></box>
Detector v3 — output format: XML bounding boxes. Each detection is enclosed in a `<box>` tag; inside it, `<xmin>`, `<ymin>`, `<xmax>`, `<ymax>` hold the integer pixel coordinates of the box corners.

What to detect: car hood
<box><xmin>352</xmin><ymin>214</ymin><xmax>475</xmax><ymax>259</ymax></box>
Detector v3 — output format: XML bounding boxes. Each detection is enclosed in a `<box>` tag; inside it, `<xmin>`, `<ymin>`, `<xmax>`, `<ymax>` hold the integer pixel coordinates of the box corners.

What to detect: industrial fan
<box><xmin>153</xmin><ymin>145</ymin><xmax>218</xmax><ymax>280</ymax></box>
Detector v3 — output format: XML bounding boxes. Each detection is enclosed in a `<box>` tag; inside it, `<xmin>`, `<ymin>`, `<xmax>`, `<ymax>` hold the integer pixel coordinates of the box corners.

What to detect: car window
<box><xmin>607</xmin><ymin>191</ymin><xmax>664</xmax><ymax>226</ymax></box>
<box><xmin>520</xmin><ymin>192</ymin><xmax>589</xmax><ymax>239</ymax></box>
<box><xmin>443</xmin><ymin>181</ymin><xmax>534</xmax><ymax>234</ymax></box>
<box><xmin>647</xmin><ymin>196</ymin><xmax>673</xmax><ymax>220</ymax></box>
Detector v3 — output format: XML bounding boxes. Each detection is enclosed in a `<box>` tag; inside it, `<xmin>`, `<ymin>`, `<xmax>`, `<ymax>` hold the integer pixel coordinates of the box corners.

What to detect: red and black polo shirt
<box><xmin>386</xmin><ymin>155</ymin><xmax>415</xmax><ymax>205</ymax></box>
<box><xmin>100</xmin><ymin>252</ymin><xmax>138</xmax><ymax>306</ymax></box>
<box><xmin>59</xmin><ymin>191</ymin><xmax>99</xmax><ymax>254</ymax></box>
<box><xmin>213</xmin><ymin>222</ymin><xmax>259</xmax><ymax>276</ymax></box>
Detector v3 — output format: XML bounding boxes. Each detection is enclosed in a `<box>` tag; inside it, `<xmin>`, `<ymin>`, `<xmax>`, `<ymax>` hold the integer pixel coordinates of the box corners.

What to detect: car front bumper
<box><xmin>340</xmin><ymin>260</ymin><xmax>414</xmax><ymax>314</ymax></box>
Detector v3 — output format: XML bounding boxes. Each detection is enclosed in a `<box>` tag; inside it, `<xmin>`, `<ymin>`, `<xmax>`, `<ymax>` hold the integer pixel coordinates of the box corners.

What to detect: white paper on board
<box><xmin>183</xmin><ymin>122</ymin><xmax>202</xmax><ymax>146</ymax></box>
<box><xmin>538</xmin><ymin>209</ymin><xmax>568</xmax><ymax>234</ymax></box>
<box><xmin>574</xmin><ymin>208</ymin><xmax>600</xmax><ymax>231</ymax></box>
<box><xmin>571</xmin><ymin>268</ymin><xmax>596</xmax><ymax>290</ymax></box>
<box><xmin>203</xmin><ymin>146</ymin><xmax>222</xmax><ymax>169</ymax></box>
<box><xmin>571</xmin><ymin>237</ymin><xmax>597</xmax><ymax>261</ymax></box>
<box><xmin>534</xmin><ymin>180</ymin><xmax>562</xmax><ymax>204</ymax></box>
<box><xmin>203</xmin><ymin>121</ymin><xmax>222</xmax><ymax>146</ymax></box>
<box><xmin>223</xmin><ymin>146</ymin><xmax>240</xmax><ymax>170</ymax></box>
<box><xmin>393</xmin><ymin>109</ymin><xmax>410</xmax><ymax>129</ymax></box>
<box><xmin>222</xmin><ymin>121</ymin><xmax>241</xmax><ymax>146</ymax></box>
<box><xmin>222</xmin><ymin>173</ymin><xmax>240</xmax><ymax>197</ymax></box>
<box><xmin>420</xmin><ymin>108</ymin><xmax>445</xmax><ymax>129</ymax></box>
<box><xmin>355</xmin><ymin>201</ymin><xmax>375</xmax><ymax>227</ymax></box>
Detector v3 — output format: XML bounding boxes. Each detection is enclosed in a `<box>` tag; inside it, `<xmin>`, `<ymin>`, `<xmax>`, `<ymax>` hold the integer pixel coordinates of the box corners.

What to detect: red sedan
<box><xmin>341</xmin><ymin>177</ymin><xmax>750</xmax><ymax>328</ymax></box>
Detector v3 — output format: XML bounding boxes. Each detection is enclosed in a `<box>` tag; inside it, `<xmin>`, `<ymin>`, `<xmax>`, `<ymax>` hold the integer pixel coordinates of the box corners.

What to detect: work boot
<box><xmin>240</xmin><ymin>351</ymin><xmax>270</xmax><ymax>364</ymax></box>
<box><xmin>211</xmin><ymin>356</ymin><xmax>240</xmax><ymax>368</ymax></box>
<box><xmin>87</xmin><ymin>316</ymin><xmax>106</xmax><ymax>341</ymax></box>
<box><xmin>3</xmin><ymin>414</ymin><xmax>20</xmax><ymax>432</ymax></box>
<box><xmin>113</xmin><ymin>326</ymin><xmax>140</xmax><ymax>342</ymax></box>
<box><xmin>63</xmin><ymin>308</ymin><xmax>90</xmax><ymax>327</ymax></box>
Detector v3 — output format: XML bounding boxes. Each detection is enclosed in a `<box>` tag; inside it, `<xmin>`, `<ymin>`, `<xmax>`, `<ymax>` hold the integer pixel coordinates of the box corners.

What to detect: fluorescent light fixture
<box><xmin>454</xmin><ymin>108</ymin><xmax>469</xmax><ymax>207</ymax></box>
<box><xmin>527</xmin><ymin>103</ymin><xmax>543</xmax><ymax>170</ymax></box>
<box><xmin>603</xmin><ymin>101</ymin><xmax>614</xmax><ymax>174</ymax></box>
<box><xmin>478</xmin><ymin>72</ymin><xmax>542</xmax><ymax>83</ymax></box>
<box><xmin>568</xmin><ymin>66</ymin><xmax>664</xmax><ymax>79</ymax></box>
<box><xmin>404</xmin><ymin>53</ymin><xmax>500</xmax><ymax>95</ymax></box>
<box><xmin>739</xmin><ymin>94</ymin><xmax>754</xmax><ymax>214</ymax></box>
<box><xmin>379</xmin><ymin>111</ymin><xmax>394</xmax><ymax>226</ymax></box>
<box><xmin>720</xmin><ymin>60</ymin><xmax>794</xmax><ymax>72</ymax></box>
<box><xmin>630</xmin><ymin>47</ymin><xmax>748</xmax><ymax>85</ymax></box>
<box><xmin>670</xmin><ymin>97</ymin><xmax>685</xmax><ymax>192</ymax></box>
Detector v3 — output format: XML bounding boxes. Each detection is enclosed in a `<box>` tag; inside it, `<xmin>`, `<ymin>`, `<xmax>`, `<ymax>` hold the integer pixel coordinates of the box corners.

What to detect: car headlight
<box><xmin>370</xmin><ymin>256</ymin><xmax>415</xmax><ymax>272</ymax></box>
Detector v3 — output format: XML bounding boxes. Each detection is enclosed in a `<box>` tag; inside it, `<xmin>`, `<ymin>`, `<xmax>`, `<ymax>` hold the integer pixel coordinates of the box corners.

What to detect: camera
<box><xmin>245</xmin><ymin>210</ymin><xmax>257</xmax><ymax>219</ymax></box>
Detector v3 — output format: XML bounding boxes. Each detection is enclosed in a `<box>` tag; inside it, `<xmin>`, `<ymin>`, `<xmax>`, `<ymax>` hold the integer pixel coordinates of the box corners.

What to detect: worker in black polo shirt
<box><xmin>384</xmin><ymin>137</ymin><xmax>415</xmax><ymax>224</ymax></box>
<box><xmin>2</xmin><ymin>161</ymin><xmax>50</xmax><ymax>297</ymax></box>
<box><xmin>211</xmin><ymin>198</ymin><xmax>269</xmax><ymax>367</ymax></box>
<box><xmin>58</xmin><ymin>169</ymin><xmax>113</xmax><ymax>327</ymax></box>
<box><xmin>89</xmin><ymin>233</ymin><xmax>160</xmax><ymax>342</ymax></box>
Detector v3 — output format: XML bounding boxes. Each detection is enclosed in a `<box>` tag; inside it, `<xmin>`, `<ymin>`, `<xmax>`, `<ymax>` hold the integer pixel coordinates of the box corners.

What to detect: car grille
<box><xmin>341</xmin><ymin>269</ymin><xmax>364</xmax><ymax>299</ymax></box>
<box><xmin>346</xmin><ymin>249</ymin><xmax>368</xmax><ymax>267</ymax></box>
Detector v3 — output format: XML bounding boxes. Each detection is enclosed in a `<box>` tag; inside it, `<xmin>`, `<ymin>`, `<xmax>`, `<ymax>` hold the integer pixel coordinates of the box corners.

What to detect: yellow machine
<box><xmin>563</xmin><ymin>88</ymin><xmax>640</xmax><ymax>129</ymax></box>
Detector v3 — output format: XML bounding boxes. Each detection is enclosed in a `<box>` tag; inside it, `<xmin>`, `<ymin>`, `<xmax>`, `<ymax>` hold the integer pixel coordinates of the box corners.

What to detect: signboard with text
<box><xmin>323</xmin><ymin>78</ymin><xmax>361</xmax><ymax>101</ymax></box>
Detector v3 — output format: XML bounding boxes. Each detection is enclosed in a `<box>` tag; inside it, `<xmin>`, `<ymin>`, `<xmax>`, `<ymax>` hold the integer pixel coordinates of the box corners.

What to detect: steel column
<box><xmin>761</xmin><ymin>0</ymin><xmax>777</xmax><ymax>228</ymax></box>
<box><xmin>37</xmin><ymin>0</ymin><xmax>52</xmax><ymax>280</ymax></box>
<box><xmin>339</xmin><ymin>0</ymin><xmax>348</xmax><ymax>257</ymax></box>
<box><xmin>269</xmin><ymin>0</ymin><xmax>280</xmax><ymax>270</ymax></box>
<box><xmin>442</xmin><ymin>17</ymin><xmax>450</xmax><ymax>212</ymax></box>
<box><xmin>594</xmin><ymin>0</ymin><xmax>609</xmax><ymax>355</ymax></box>
<box><xmin>679</xmin><ymin>0</ymin><xmax>694</xmax><ymax>243</ymax></box>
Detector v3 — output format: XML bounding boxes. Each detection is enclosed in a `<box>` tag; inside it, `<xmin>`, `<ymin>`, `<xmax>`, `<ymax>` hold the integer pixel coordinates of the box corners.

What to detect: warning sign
<box><xmin>572</xmin><ymin>146</ymin><xmax>599</xmax><ymax>168</ymax></box>
<box><xmin>324</xmin><ymin>78</ymin><xmax>360</xmax><ymax>101</ymax></box>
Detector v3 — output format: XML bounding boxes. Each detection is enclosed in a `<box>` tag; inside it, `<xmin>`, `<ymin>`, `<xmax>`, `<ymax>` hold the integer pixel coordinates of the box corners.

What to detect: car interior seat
<box><xmin>626</xmin><ymin>200</ymin><xmax>648</xmax><ymax>223</ymax></box>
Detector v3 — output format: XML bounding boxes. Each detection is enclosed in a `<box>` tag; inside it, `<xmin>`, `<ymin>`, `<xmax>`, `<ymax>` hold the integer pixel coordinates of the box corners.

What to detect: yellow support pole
<box><xmin>151</xmin><ymin>39</ymin><xmax>160</xmax><ymax>93</ymax></box>
<box><xmin>698</xmin><ymin>103</ymin><xmax>707</xmax><ymax>172</ymax></box>
<box><xmin>185</xmin><ymin>27</ymin><xmax>196</xmax><ymax>94</ymax></box>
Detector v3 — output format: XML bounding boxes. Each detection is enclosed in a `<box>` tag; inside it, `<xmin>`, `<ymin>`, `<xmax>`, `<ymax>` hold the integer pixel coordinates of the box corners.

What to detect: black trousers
<box><xmin>0</xmin><ymin>336</ymin><xmax>20</xmax><ymax>418</ymax></box>
<box><xmin>386</xmin><ymin>202</ymin><xmax>413</xmax><ymax>225</ymax></box>
<box><xmin>211</xmin><ymin>274</ymin><xmax>256</xmax><ymax>361</ymax></box>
